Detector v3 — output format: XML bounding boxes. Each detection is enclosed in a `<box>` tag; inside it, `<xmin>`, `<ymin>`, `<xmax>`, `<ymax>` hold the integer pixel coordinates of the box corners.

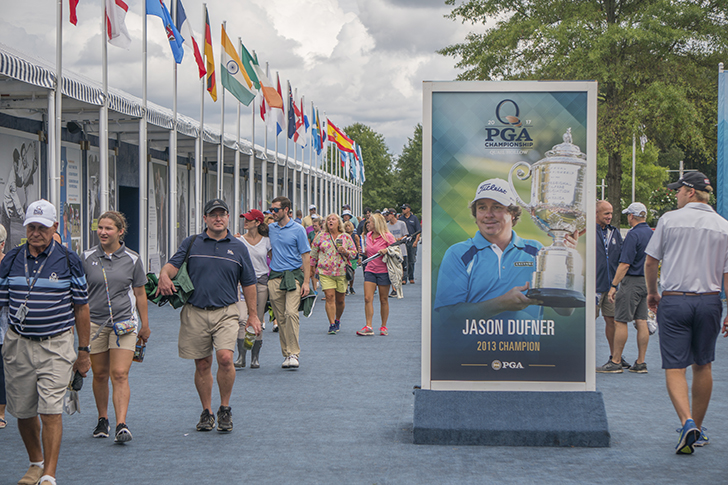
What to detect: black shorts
<box><xmin>364</xmin><ymin>271</ymin><xmax>390</xmax><ymax>286</ymax></box>
<box><xmin>656</xmin><ymin>294</ymin><xmax>722</xmax><ymax>369</ymax></box>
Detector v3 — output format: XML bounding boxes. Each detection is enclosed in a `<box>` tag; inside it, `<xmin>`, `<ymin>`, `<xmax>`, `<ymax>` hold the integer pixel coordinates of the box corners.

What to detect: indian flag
<box><xmin>220</xmin><ymin>25</ymin><xmax>255</xmax><ymax>106</ymax></box>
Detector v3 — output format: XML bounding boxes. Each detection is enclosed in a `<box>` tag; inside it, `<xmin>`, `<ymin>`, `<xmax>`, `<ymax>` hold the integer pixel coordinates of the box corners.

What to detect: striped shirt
<box><xmin>0</xmin><ymin>240</ymin><xmax>88</xmax><ymax>337</ymax></box>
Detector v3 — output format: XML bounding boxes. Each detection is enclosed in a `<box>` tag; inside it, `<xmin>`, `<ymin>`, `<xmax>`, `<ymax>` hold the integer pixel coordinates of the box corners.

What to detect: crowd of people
<box><xmin>0</xmin><ymin>196</ymin><xmax>421</xmax><ymax>485</ymax></box>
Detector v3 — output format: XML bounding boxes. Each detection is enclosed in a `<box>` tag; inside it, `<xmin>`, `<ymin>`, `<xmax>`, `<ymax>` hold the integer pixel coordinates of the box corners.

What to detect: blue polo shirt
<box><xmin>619</xmin><ymin>222</ymin><xmax>653</xmax><ymax>276</ymax></box>
<box><xmin>434</xmin><ymin>230</ymin><xmax>543</xmax><ymax>321</ymax></box>
<box><xmin>268</xmin><ymin>219</ymin><xmax>311</xmax><ymax>272</ymax></box>
<box><xmin>596</xmin><ymin>224</ymin><xmax>623</xmax><ymax>292</ymax></box>
<box><xmin>0</xmin><ymin>240</ymin><xmax>88</xmax><ymax>337</ymax></box>
<box><xmin>169</xmin><ymin>231</ymin><xmax>256</xmax><ymax>308</ymax></box>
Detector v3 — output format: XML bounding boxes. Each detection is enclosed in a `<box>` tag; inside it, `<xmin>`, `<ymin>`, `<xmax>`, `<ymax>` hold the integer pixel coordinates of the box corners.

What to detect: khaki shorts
<box><xmin>90</xmin><ymin>322</ymin><xmax>137</xmax><ymax>354</ymax></box>
<box><xmin>179</xmin><ymin>303</ymin><xmax>239</xmax><ymax>359</ymax></box>
<box><xmin>2</xmin><ymin>328</ymin><xmax>75</xmax><ymax>418</ymax></box>
<box><xmin>319</xmin><ymin>274</ymin><xmax>347</xmax><ymax>293</ymax></box>
<box><xmin>596</xmin><ymin>292</ymin><xmax>615</xmax><ymax>319</ymax></box>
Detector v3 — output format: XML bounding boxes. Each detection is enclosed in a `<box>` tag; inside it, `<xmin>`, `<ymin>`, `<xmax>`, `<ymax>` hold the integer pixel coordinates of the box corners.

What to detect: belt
<box><xmin>662</xmin><ymin>291</ymin><xmax>720</xmax><ymax>297</ymax></box>
<box><xmin>198</xmin><ymin>305</ymin><xmax>225</xmax><ymax>311</ymax></box>
<box><xmin>10</xmin><ymin>326</ymin><xmax>72</xmax><ymax>341</ymax></box>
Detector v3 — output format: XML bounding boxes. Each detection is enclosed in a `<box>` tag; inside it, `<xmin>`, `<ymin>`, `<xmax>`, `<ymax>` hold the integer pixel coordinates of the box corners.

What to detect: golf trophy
<box><xmin>508</xmin><ymin>128</ymin><xmax>586</xmax><ymax>308</ymax></box>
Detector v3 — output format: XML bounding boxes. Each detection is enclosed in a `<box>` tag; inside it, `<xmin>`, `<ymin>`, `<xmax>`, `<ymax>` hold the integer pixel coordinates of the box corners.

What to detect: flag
<box><xmin>287</xmin><ymin>83</ymin><xmax>296</xmax><ymax>140</ymax></box>
<box><xmin>203</xmin><ymin>7</ymin><xmax>216</xmax><ymax>101</ymax></box>
<box><xmin>311</xmin><ymin>105</ymin><xmax>321</xmax><ymax>155</ymax></box>
<box><xmin>293</xmin><ymin>96</ymin><xmax>305</xmax><ymax>146</ymax></box>
<box><xmin>70</xmin><ymin>0</ymin><xmax>79</xmax><ymax>25</ymax></box>
<box><xmin>239</xmin><ymin>43</ymin><xmax>260</xmax><ymax>89</ymax></box>
<box><xmin>273</xmin><ymin>73</ymin><xmax>285</xmax><ymax>135</ymax></box>
<box><xmin>147</xmin><ymin>0</ymin><xmax>184</xmax><ymax>63</ymax></box>
<box><xmin>106</xmin><ymin>0</ymin><xmax>132</xmax><ymax>49</ymax></box>
<box><xmin>257</xmin><ymin>57</ymin><xmax>267</xmax><ymax>123</ymax></box>
<box><xmin>327</xmin><ymin>120</ymin><xmax>356</xmax><ymax>157</ymax></box>
<box><xmin>350</xmin><ymin>144</ymin><xmax>357</xmax><ymax>180</ymax></box>
<box><xmin>175</xmin><ymin>0</ymin><xmax>205</xmax><ymax>77</ymax></box>
<box><xmin>220</xmin><ymin>25</ymin><xmax>255</xmax><ymax>106</ymax></box>
<box><xmin>356</xmin><ymin>143</ymin><xmax>364</xmax><ymax>182</ymax></box>
<box><xmin>321</xmin><ymin>115</ymin><xmax>327</xmax><ymax>146</ymax></box>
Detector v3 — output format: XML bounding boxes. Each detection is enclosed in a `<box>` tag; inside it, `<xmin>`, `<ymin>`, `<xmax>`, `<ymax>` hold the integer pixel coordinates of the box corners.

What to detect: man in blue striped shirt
<box><xmin>0</xmin><ymin>199</ymin><xmax>90</xmax><ymax>485</ymax></box>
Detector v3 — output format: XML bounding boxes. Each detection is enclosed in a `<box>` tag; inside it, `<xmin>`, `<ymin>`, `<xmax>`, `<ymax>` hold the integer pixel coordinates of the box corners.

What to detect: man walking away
<box><xmin>398</xmin><ymin>204</ymin><xmax>420</xmax><ymax>284</ymax></box>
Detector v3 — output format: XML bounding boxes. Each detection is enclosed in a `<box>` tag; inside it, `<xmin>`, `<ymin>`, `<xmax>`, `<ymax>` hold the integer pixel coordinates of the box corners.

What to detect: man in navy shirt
<box><xmin>0</xmin><ymin>199</ymin><xmax>90</xmax><ymax>485</ymax></box>
<box><xmin>600</xmin><ymin>202</ymin><xmax>653</xmax><ymax>373</ymax></box>
<box><xmin>158</xmin><ymin>199</ymin><xmax>260</xmax><ymax>433</ymax></box>
<box><xmin>399</xmin><ymin>203</ymin><xmax>421</xmax><ymax>284</ymax></box>
<box><xmin>595</xmin><ymin>200</ymin><xmax>626</xmax><ymax>370</ymax></box>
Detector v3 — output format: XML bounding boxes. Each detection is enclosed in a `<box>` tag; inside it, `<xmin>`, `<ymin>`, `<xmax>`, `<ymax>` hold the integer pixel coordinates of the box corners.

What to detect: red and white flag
<box><xmin>175</xmin><ymin>0</ymin><xmax>205</xmax><ymax>78</ymax></box>
<box><xmin>69</xmin><ymin>0</ymin><xmax>80</xmax><ymax>25</ymax></box>
<box><xmin>106</xmin><ymin>0</ymin><xmax>131</xmax><ymax>49</ymax></box>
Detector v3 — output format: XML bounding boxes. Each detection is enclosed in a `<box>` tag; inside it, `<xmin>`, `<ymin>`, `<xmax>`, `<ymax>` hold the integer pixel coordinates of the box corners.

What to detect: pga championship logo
<box><xmin>491</xmin><ymin>360</ymin><xmax>524</xmax><ymax>371</ymax></box>
<box><xmin>484</xmin><ymin>99</ymin><xmax>535</xmax><ymax>149</ymax></box>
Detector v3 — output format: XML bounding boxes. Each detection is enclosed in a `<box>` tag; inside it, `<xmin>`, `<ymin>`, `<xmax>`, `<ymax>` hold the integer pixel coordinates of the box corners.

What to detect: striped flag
<box><xmin>220</xmin><ymin>25</ymin><xmax>255</xmax><ymax>106</ymax></box>
<box><xmin>106</xmin><ymin>0</ymin><xmax>131</xmax><ymax>49</ymax></box>
<box><xmin>203</xmin><ymin>7</ymin><xmax>216</xmax><ymax>101</ymax></box>
<box><xmin>175</xmin><ymin>0</ymin><xmax>205</xmax><ymax>78</ymax></box>
<box><xmin>273</xmin><ymin>72</ymin><xmax>285</xmax><ymax>136</ymax></box>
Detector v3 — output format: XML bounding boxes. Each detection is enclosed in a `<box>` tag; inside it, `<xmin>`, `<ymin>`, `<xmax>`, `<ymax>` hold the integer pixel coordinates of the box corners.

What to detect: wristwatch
<box><xmin>611</xmin><ymin>284</ymin><xmax>618</xmax><ymax>289</ymax></box>
<box><xmin>78</xmin><ymin>346</ymin><xmax>91</xmax><ymax>353</ymax></box>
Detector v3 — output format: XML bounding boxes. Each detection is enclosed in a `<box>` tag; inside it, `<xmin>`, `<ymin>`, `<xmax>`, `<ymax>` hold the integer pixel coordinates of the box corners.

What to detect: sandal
<box><xmin>0</xmin><ymin>417</ymin><xmax>7</xmax><ymax>429</ymax></box>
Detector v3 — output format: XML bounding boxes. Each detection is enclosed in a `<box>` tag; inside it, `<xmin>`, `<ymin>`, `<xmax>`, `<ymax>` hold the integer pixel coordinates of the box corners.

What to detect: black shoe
<box><xmin>93</xmin><ymin>417</ymin><xmax>110</xmax><ymax>438</ymax></box>
<box><xmin>217</xmin><ymin>406</ymin><xmax>233</xmax><ymax>432</ymax></box>
<box><xmin>596</xmin><ymin>360</ymin><xmax>623</xmax><ymax>373</ymax></box>
<box><xmin>196</xmin><ymin>409</ymin><xmax>215</xmax><ymax>431</ymax></box>
<box><xmin>629</xmin><ymin>361</ymin><xmax>648</xmax><ymax>373</ymax></box>
<box><xmin>620</xmin><ymin>356</ymin><xmax>631</xmax><ymax>369</ymax></box>
<box><xmin>389</xmin><ymin>290</ymin><xmax>397</xmax><ymax>298</ymax></box>
<box><xmin>114</xmin><ymin>423</ymin><xmax>132</xmax><ymax>444</ymax></box>
<box><xmin>349</xmin><ymin>287</ymin><xmax>356</xmax><ymax>295</ymax></box>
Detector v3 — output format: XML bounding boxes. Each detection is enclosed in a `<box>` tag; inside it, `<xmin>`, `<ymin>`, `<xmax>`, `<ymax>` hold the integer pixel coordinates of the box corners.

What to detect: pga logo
<box><xmin>491</xmin><ymin>360</ymin><xmax>524</xmax><ymax>370</ymax></box>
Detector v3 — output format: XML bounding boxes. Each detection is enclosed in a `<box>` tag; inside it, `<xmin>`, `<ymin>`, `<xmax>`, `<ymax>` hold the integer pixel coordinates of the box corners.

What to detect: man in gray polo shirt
<box><xmin>645</xmin><ymin>172</ymin><xmax>728</xmax><ymax>454</ymax></box>
<box><xmin>158</xmin><ymin>199</ymin><xmax>260</xmax><ymax>433</ymax></box>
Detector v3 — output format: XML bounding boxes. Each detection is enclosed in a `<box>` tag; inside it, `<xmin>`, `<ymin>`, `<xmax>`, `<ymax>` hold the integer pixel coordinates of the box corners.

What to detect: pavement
<box><xmin>2</xmin><ymin>259</ymin><xmax>728</xmax><ymax>484</ymax></box>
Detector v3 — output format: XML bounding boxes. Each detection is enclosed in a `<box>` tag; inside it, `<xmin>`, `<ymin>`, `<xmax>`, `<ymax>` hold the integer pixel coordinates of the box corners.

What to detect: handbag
<box><xmin>329</xmin><ymin>233</ymin><xmax>354</xmax><ymax>281</ymax></box>
<box><xmin>96</xmin><ymin>259</ymin><xmax>137</xmax><ymax>346</ymax></box>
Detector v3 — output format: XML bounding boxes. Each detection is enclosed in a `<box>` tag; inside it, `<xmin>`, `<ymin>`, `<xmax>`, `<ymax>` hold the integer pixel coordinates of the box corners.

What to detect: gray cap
<box><xmin>622</xmin><ymin>202</ymin><xmax>647</xmax><ymax>217</ymax></box>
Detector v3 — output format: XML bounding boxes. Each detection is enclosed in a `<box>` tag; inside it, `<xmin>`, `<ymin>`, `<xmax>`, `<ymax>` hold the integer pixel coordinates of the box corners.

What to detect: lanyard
<box><xmin>600</xmin><ymin>226</ymin><xmax>612</xmax><ymax>254</ymax></box>
<box><xmin>99</xmin><ymin>258</ymin><xmax>115</xmax><ymax>326</ymax></box>
<box><xmin>19</xmin><ymin>244</ymin><xmax>55</xmax><ymax>329</ymax></box>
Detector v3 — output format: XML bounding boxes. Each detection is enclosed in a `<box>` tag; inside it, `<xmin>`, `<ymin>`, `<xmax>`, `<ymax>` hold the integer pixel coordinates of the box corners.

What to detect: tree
<box><xmin>344</xmin><ymin>123</ymin><xmax>396</xmax><ymax>211</ymax></box>
<box><xmin>439</xmin><ymin>0</ymin><xmax>728</xmax><ymax>217</ymax></box>
<box><xmin>394</xmin><ymin>124</ymin><xmax>423</xmax><ymax>215</ymax></box>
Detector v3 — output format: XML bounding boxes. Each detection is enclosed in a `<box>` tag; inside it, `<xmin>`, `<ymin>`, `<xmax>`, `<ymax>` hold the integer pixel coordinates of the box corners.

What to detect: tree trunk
<box><xmin>606</xmin><ymin>148</ymin><xmax>622</xmax><ymax>224</ymax></box>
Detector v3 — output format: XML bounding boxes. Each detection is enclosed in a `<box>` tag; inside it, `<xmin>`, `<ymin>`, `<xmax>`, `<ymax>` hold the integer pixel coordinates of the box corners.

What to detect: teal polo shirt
<box><xmin>434</xmin><ymin>230</ymin><xmax>543</xmax><ymax>321</ymax></box>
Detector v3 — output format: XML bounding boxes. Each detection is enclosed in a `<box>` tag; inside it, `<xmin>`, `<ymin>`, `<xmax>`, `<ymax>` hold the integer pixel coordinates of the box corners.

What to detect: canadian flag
<box><xmin>106</xmin><ymin>0</ymin><xmax>132</xmax><ymax>49</ymax></box>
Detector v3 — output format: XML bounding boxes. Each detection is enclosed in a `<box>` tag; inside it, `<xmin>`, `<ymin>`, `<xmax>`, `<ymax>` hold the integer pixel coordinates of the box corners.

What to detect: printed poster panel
<box><xmin>223</xmin><ymin>174</ymin><xmax>234</xmax><ymax>231</ymax></box>
<box><xmin>148</xmin><ymin>160</ymin><xmax>168</xmax><ymax>274</ymax></box>
<box><xmin>87</xmin><ymin>150</ymin><xmax>116</xmax><ymax>248</ymax></box>
<box><xmin>177</xmin><ymin>168</ymin><xmax>189</xmax><ymax>244</ymax></box>
<box><xmin>60</xmin><ymin>146</ymin><xmax>83</xmax><ymax>254</ymax></box>
<box><xmin>0</xmin><ymin>133</ymin><xmax>40</xmax><ymax>249</ymax></box>
<box><xmin>424</xmin><ymin>82</ymin><xmax>597</xmax><ymax>392</ymax></box>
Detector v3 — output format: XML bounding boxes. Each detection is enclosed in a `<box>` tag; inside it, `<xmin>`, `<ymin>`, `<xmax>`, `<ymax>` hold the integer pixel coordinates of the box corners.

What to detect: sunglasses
<box><xmin>269</xmin><ymin>207</ymin><xmax>282</xmax><ymax>213</ymax></box>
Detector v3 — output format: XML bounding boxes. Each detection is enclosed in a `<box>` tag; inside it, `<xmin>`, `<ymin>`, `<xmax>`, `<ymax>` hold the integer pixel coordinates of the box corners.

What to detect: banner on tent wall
<box><xmin>223</xmin><ymin>174</ymin><xmax>234</xmax><ymax>231</ymax></box>
<box><xmin>423</xmin><ymin>81</ymin><xmax>597</xmax><ymax>392</ymax></box>
<box><xmin>0</xmin><ymin>133</ymin><xmax>40</xmax><ymax>249</ymax></box>
<box><xmin>177</xmin><ymin>168</ymin><xmax>189</xmax><ymax>244</ymax></box>
<box><xmin>60</xmin><ymin>146</ymin><xmax>83</xmax><ymax>254</ymax></box>
<box><xmin>148</xmin><ymin>161</ymin><xmax>168</xmax><ymax>274</ymax></box>
<box><xmin>87</xmin><ymin>150</ymin><xmax>116</xmax><ymax>248</ymax></box>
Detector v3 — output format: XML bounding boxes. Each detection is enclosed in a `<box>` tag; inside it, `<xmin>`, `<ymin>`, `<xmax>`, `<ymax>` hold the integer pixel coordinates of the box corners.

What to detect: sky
<box><xmin>0</xmin><ymin>0</ymin><xmax>487</xmax><ymax>157</ymax></box>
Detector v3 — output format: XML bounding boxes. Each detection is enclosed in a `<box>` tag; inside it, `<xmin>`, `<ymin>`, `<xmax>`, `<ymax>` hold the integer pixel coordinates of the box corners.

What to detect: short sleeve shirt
<box><xmin>83</xmin><ymin>243</ymin><xmax>147</xmax><ymax>325</ymax></box>
<box><xmin>0</xmin><ymin>240</ymin><xmax>88</xmax><ymax>337</ymax></box>
<box><xmin>268</xmin><ymin>219</ymin><xmax>311</xmax><ymax>272</ymax></box>
<box><xmin>168</xmin><ymin>231</ymin><xmax>256</xmax><ymax>308</ymax></box>
<box><xmin>388</xmin><ymin>220</ymin><xmax>408</xmax><ymax>240</ymax></box>
<box><xmin>364</xmin><ymin>232</ymin><xmax>395</xmax><ymax>274</ymax></box>
<box><xmin>311</xmin><ymin>232</ymin><xmax>356</xmax><ymax>276</ymax></box>
<box><xmin>237</xmin><ymin>236</ymin><xmax>271</xmax><ymax>279</ymax></box>
<box><xmin>645</xmin><ymin>203</ymin><xmax>728</xmax><ymax>293</ymax></box>
<box><xmin>434</xmin><ymin>230</ymin><xmax>543</xmax><ymax>321</ymax></box>
<box><xmin>618</xmin><ymin>222</ymin><xmax>653</xmax><ymax>276</ymax></box>
<box><xmin>399</xmin><ymin>213</ymin><xmax>421</xmax><ymax>236</ymax></box>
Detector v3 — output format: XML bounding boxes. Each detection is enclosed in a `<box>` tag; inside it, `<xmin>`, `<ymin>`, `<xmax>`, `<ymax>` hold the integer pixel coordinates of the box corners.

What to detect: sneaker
<box><xmin>328</xmin><ymin>323</ymin><xmax>337</xmax><ymax>334</ymax></box>
<box><xmin>409</xmin><ymin>279</ymin><xmax>415</xmax><ymax>284</ymax></box>
<box><xmin>380</xmin><ymin>326</ymin><xmax>388</xmax><ymax>336</ymax></box>
<box><xmin>389</xmin><ymin>290</ymin><xmax>397</xmax><ymax>298</ymax></box>
<box><xmin>629</xmin><ymin>362</ymin><xmax>648</xmax><ymax>373</ymax></box>
<box><xmin>196</xmin><ymin>409</ymin><xmax>215</xmax><ymax>431</ymax></box>
<box><xmin>272</xmin><ymin>324</ymin><xmax>279</xmax><ymax>333</ymax></box>
<box><xmin>288</xmin><ymin>355</ymin><xmax>299</xmax><ymax>369</ymax></box>
<box><xmin>282</xmin><ymin>356</ymin><xmax>291</xmax><ymax>369</ymax></box>
<box><xmin>356</xmin><ymin>326</ymin><xmax>374</xmax><ymax>336</ymax></box>
<box><xmin>695</xmin><ymin>426</ymin><xmax>709</xmax><ymax>447</ymax></box>
<box><xmin>345</xmin><ymin>288</ymin><xmax>350</xmax><ymax>295</ymax></box>
<box><xmin>596</xmin><ymin>360</ymin><xmax>623</xmax><ymax>373</ymax></box>
<box><xmin>217</xmin><ymin>406</ymin><xmax>233</xmax><ymax>432</ymax></box>
<box><xmin>675</xmin><ymin>419</ymin><xmax>700</xmax><ymax>454</ymax></box>
<box><xmin>349</xmin><ymin>287</ymin><xmax>356</xmax><ymax>295</ymax></box>
<box><xmin>620</xmin><ymin>356</ymin><xmax>631</xmax><ymax>369</ymax></box>
<box><xmin>334</xmin><ymin>319</ymin><xmax>341</xmax><ymax>333</ymax></box>
<box><xmin>93</xmin><ymin>417</ymin><xmax>110</xmax><ymax>438</ymax></box>
<box><xmin>402</xmin><ymin>280</ymin><xmax>407</xmax><ymax>285</ymax></box>
<box><xmin>114</xmin><ymin>423</ymin><xmax>132</xmax><ymax>443</ymax></box>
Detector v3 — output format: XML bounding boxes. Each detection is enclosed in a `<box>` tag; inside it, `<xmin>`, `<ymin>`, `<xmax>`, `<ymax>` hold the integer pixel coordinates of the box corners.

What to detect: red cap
<box><xmin>241</xmin><ymin>209</ymin><xmax>264</xmax><ymax>223</ymax></box>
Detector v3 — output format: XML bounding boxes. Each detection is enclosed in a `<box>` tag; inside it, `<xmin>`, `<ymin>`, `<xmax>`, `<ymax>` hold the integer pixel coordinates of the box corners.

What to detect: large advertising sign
<box><xmin>423</xmin><ymin>82</ymin><xmax>597</xmax><ymax>392</ymax></box>
<box><xmin>0</xmin><ymin>132</ymin><xmax>40</xmax><ymax>249</ymax></box>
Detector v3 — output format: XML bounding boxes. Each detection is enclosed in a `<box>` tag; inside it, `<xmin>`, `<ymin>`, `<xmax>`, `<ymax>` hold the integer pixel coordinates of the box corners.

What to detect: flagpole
<box><xmin>299</xmin><ymin>95</ymin><xmax>305</xmax><ymax>213</ymax></box>
<box><xmin>233</xmin><ymin>36</ymin><xmax>242</xmax><ymax>232</ymax></box>
<box><xmin>285</xmin><ymin>81</ymin><xmax>291</xmax><ymax>201</ymax></box>
<box><xmin>51</xmin><ymin>0</ymin><xmax>62</xmax><ymax>211</ymax></box>
<box><xmin>196</xmin><ymin>3</ymin><xmax>206</xmax><ymax>234</ymax></box>
<box><xmin>169</xmin><ymin>0</ymin><xmax>179</xmax><ymax>253</ymax></box>
<box><xmin>140</xmin><ymin>1</ymin><xmax>149</xmax><ymax>269</ymax></box>
<box><xmin>261</xmin><ymin>60</ymin><xmax>269</xmax><ymax>210</ymax></box>
<box><xmin>218</xmin><ymin>21</ymin><xmax>226</xmax><ymax>199</ymax></box>
<box><xmin>100</xmin><ymin>0</ymin><xmax>109</xmax><ymax>214</ymax></box>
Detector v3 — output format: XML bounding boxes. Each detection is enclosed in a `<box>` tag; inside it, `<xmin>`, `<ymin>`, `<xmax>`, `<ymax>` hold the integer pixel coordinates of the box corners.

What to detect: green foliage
<box><xmin>344</xmin><ymin>123</ymin><xmax>396</xmax><ymax>211</ymax></box>
<box><xmin>648</xmin><ymin>187</ymin><xmax>677</xmax><ymax>220</ymax></box>
<box><xmin>393</xmin><ymin>124</ymin><xmax>423</xmax><ymax>215</ymax></box>
<box><xmin>440</xmin><ymin>0</ymin><xmax>728</xmax><ymax>218</ymax></box>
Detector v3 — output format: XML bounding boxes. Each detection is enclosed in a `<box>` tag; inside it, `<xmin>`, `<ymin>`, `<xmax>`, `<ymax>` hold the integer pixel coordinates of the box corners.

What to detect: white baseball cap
<box><xmin>24</xmin><ymin>199</ymin><xmax>57</xmax><ymax>227</ymax></box>
<box><xmin>342</xmin><ymin>209</ymin><xmax>353</xmax><ymax>217</ymax></box>
<box><xmin>309</xmin><ymin>204</ymin><xmax>316</xmax><ymax>210</ymax></box>
<box><xmin>622</xmin><ymin>202</ymin><xmax>647</xmax><ymax>217</ymax></box>
<box><xmin>471</xmin><ymin>179</ymin><xmax>516</xmax><ymax>207</ymax></box>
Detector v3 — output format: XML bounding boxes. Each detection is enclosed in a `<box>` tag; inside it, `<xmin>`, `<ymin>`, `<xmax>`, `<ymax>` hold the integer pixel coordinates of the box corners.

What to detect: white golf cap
<box><xmin>622</xmin><ymin>202</ymin><xmax>647</xmax><ymax>217</ymax></box>
<box><xmin>24</xmin><ymin>199</ymin><xmax>57</xmax><ymax>227</ymax></box>
<box><xmin>342</xmin><ymin>209</ymin><xmax>353</xmax><ymax>217</ymax></box>
<box><xmin>309</xmin><ymin>204</ymin><xmax>316</xmax><ymax>210</ymax></box>
<box><xmin>471</xmin><ymin>178</ymin><xmax>516</xmax><ymax>207</ymax></box>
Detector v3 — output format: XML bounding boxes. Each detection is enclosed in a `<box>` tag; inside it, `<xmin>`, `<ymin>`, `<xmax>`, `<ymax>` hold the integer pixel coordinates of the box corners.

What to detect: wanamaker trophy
<box><xmin>508</xmin><ymin>128</ymin><xmax>587</xmax><ymax>308</ymax></box>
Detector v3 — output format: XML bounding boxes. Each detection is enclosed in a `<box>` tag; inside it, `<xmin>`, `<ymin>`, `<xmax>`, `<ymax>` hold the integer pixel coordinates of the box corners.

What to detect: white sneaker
<box><xmin>282</xmin><ymin>356</ymin><xmax>290</xmax><ymax>369</ymax></box>
<box><xmin>288</xmin><ymin>355</ymin><xmax>299</xmax><ymax>369</ymax></box>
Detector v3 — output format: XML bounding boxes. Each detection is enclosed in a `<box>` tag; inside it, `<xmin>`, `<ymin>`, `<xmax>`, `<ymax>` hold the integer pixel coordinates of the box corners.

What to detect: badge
<box><xmin>15</xmin><ymin>303</ymin><xmax>28</xmax><ymax>323</ymax></box>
